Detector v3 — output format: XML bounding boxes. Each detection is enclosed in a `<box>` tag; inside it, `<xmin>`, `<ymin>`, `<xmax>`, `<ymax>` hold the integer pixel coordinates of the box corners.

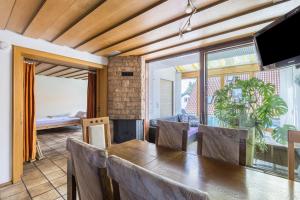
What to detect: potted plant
<box><xmin>272</xmin><ymin>124</ymin><xmax>297</xmax><ymax>145</ymax></box>
<box><xmin>213</xmin><ymin>77</ymin><xmax>288</xmax><ymax>165</ymax></box>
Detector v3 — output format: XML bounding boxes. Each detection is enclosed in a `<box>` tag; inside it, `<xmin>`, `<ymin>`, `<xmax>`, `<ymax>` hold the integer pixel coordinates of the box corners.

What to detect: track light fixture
<box><xmin>185</xmin><ymin>0</ymin><xmax>193</xmax><ymax>14</ymax></box>
<box><xmin>179</xmin><ymin>0</ymin><xmax>197</xmax><ymax>38</ymax></box>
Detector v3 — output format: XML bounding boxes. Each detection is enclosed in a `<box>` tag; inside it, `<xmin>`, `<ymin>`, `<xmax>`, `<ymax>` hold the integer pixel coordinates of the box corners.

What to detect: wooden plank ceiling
<box><xmin>1</xmin><ymin>0</ymin><xmax>300</xmax><ymax>61</ymax></box>
<box><xmin>35</xmin><ymin>63</ymin><xmax>91</xmax><ymax>80</ymax></box>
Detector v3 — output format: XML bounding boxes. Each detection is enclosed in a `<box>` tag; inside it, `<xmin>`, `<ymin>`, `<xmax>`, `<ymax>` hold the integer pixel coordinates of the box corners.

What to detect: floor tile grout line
<box><xmin>21</xmin><ymin>175</ymin><xmax>33</xmax><ymax>200</ymax></box>
<box><xmin>33</xmin><ymin>159</ymin><xmax>65</xmax><ymax>199</ymax></box>
<box><xmin>34</xmin><ymin>147</ymin><xmax>66</xmax><ymax>199</ymax></box>
<box><xmin>4</xmin><ymin>129</ymin><xmax>80</xmax><ymax>200</ymax></box>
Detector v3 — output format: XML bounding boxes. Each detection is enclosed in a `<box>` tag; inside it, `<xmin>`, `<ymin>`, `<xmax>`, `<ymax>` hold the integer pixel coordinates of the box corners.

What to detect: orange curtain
<box><xmin>23</xmin><ymin>62</ymin><xmax>37</xmax><ymax>162</ymax></box>
<box><xmin>87</xmin><ymin>72</ymin><xmax>96</xmax><ymax>118</ymax></box>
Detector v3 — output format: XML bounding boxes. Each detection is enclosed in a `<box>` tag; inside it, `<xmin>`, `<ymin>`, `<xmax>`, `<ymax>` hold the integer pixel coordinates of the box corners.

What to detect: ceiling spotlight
<box><xmin>185</xmin><ymin>0</ymin><xmax>193</xmax><ymax>14</ymax></box>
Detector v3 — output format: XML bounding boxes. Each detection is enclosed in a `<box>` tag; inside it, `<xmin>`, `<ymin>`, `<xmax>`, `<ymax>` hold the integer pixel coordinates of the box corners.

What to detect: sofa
<box><xmin>148</xmin><ymin>114</ymin><xmax>200</xmax><ymax>143</ymax></box>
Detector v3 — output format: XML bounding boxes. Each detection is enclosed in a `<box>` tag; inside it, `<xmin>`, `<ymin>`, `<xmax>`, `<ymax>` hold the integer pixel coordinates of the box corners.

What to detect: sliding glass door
<box><xmin>204</xmin><ymin>44</ymin><xmax>259</xmax><ymax>126</ymax></box>
<box><xmin>203</xmin><ymin>42</ymin><xmax>299</xmax><ymax>180</ymax></box>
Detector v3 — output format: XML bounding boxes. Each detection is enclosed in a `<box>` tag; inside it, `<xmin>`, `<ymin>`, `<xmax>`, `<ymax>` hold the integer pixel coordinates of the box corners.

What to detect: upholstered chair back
<box><xmin>156</xmin><ymin>120</ymin><xmax>189</xmax><ymax>151</ymax></box>
<box><xmin>107</xmin><ymin>155</ymin><xmax>209</xmax><ymax>200</ymax></box>
<box><xmin>66</xmin><ymin>138</ymin><xmax>112</xmax><ymax>200</ymax></box>
<box><xmin>198</xmin><ymin>125</ymin><xmax>248</xmax><ymax>165</ymax></box>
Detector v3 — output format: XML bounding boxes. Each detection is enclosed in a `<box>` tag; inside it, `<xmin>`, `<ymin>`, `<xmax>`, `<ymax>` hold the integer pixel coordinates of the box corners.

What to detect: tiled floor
<box><xmin>0</xmin><ymin>127</ymin><xmax>82</xmax><ymax>200</ymax></box>
<box><xmin>0</xmin><ymin>127</ymin><xmax>198</xmax><ymax>200</ymax></box>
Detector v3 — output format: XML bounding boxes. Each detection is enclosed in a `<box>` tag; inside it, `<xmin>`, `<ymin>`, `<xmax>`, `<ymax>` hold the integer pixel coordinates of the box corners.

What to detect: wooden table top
<box><xmin>108</xmin><ymin>140</ymin><xmax>300</xmax><ymax>200</ymax></box>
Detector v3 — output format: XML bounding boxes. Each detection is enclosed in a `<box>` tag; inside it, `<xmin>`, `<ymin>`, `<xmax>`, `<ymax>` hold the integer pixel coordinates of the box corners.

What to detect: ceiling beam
<box><xmin>92</xmin><ymin>0</ymin><xmax>229</xmax><ymax>54</ymax></box>
<box><xmin>73</xmin><ymin>75</ymin><xmax>89</xmax><ymax>79</ymax></box>
<box><xmin>46</xmin><ymin>67</ymin><xmax>71</xmax><ymax>76</ymax></box>
<box><xmin>36</xmin><ymin>65</ymin><xmax>57</xmax><ymax>75</ymax></box>
<box><xmin>64</xmin><ymin>72</ymin><xmax>89</xmax><ymax>78</ymax></box>
<box><xmin>114</xmin><ymin>0</ymin><xmax>288</xmax><ymax>57</ymax></box>
<box><xmin>139</xmin><ymin>17</ymin><xmax>276</xmax><ymax>57</ymax></box>
<box><xmin>50</xmin><ymin>0</ymin><xmax>107</xmax><ymax>42</ymax></box>
<box><xmin>57</xmin><ymin>69</ymin><xmax>83</xmax><ymax>77</ymax></box>
<box><xmin>72</xmin><ymin>0</ymin><xmax>168</xmax><ymax>49</ymax></box>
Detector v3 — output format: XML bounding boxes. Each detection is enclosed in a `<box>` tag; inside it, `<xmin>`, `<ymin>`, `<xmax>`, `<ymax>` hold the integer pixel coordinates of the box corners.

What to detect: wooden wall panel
<box><xmin>12</xmin><ymin>46</ymin><xmax>106</xmax><ymax>183</ymax></box>
<box><xmin>40</xmin><ymin>0</ymin><xmax>103</xmax><ymax>41</ymax></box>
<box><xmin>24</xmin><ymin>0</ymin><xmax>75</xmax><ymax>38</ymax></box>
<box><xmin>121</xmin><ymin>18</ymin><xmax>275</xmax><ymax>56</ymax></box>
<box><xmin>53</xmin><ymin>0</ymin><xmax>161</xmax><ymax>47</ymax></box>
<box><xmin>35</xmin><ymin>63</ymin><xmax>55</xmax><ymax>74</ymax></box>
<box><xmin>0</xmin><ymin>0</ymin><xmax>15</xmax><ymax>28</ymax></box>
<box><xmin>76</xmin><ymin>0</ymin><xmax>216</xmax><ymax>52</ymax></box>
<box><xmin>143</xmin><ymin>23</ymin><xmax>269</xmax><ymax>61</ymax></box>
<box><xmin>12</xmin><ymin>45</ymin><xmax>25</xmax><ymax>183</ymax></box>
<box><xmin>96</xmin><ymin>67</ymin><xmax>108</xmax><ymax>117</ymax></box>
<box><xmin>95</xmin><ymin>0</ymin><xmax>276</xmax><ymax>56</ymax></box>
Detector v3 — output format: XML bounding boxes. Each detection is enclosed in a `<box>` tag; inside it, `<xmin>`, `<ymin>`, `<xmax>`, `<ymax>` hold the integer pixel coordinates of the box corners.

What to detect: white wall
<box><xmin>149</xmin><ymin>62</ymin><xmax>181</xmax><ymax>119</ymax></box>
<box><xmin>0</xmin><ymin>30</ymin><xmax>107</xmax><ymax>184</ymax></box>
<box><xmin>0</xmin><ymin>46</ymin><xmax>12</xmax><ymax>184</ymax></box>
<box><xmin>36</xmin><ymin>76</ymin><xmax>87</xmax><ymax>119</ymax></box>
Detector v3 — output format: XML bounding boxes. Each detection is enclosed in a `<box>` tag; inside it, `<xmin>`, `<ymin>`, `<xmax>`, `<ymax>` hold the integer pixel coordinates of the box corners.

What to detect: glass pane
<box><xmin>148</xmin><ymin>52</ymin><xmax>200</xmax><ymax>120</ymax></box>
<box><xmin>205</xmin><ymin>44</ymin><xmax>259</xmax><ymax>128</ymax></box>
<box><xmin>207</xmin><ymin>76</ymin><xmax>221</xmax><ymax>126</ymax></box>
<box><xmin>206</xmin><ymin>45</ymin><xmax>258</xmax><ymax>69</ymax></box>
<box><xmin>204</xmin><ymin>43</ymin><xmax>300</xmax><ymax>180</ymax></box>
<box><xmin>181</xmin><ymin>78</ymin><xmax>197</xmax><ymax>115</ymax></box>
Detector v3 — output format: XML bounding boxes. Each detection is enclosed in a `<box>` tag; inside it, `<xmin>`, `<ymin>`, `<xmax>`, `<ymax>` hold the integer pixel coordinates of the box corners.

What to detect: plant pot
<box><xmin>246</xmin><ymin>128</ymin><xmax>255</xmax><ymax>166</ymax></box>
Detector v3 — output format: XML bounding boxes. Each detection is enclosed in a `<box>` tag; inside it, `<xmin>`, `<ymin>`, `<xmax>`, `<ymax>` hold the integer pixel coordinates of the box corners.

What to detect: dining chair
<box><xmin>107</xmin><ymin>155</ymin><xmax>209</xmax><ymax>200</ymax></box>
<box><xmin>156</xmin><ymin>120</ymin><xmax>189</xmax><ymax>151</ymax></box>
<box><xmin>82</xmin><ymin>117</ymin><xmax>111</xmax><ymax>148</ymax></box>
<box><xmin>198</xmin><ymin>125</ymin><xmax>248</xmax><ymax>165</ymax></box>
<box><xmin>66</xmin><ymin>137</ymin><xmax>113</xmax><ymax>200</ymax></box>
<box><xmin>288</xmin><ymin>130</ymin><xmax>300</xmax><ymax>180</ymax></box>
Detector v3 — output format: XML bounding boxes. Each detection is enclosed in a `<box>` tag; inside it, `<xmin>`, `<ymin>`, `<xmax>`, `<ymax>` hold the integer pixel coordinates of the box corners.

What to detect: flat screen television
<box><xmin>254</xmin><ymin>5</ymin><xmax>300</xmax><ymax>69</ymax></box>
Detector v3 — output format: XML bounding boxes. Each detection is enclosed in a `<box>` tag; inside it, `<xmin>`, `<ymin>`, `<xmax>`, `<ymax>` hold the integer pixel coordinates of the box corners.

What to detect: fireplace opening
<box><xmin>113</xmin><ymin>119</ymin><xmax>144</xmax><ymax>143</ymax></box>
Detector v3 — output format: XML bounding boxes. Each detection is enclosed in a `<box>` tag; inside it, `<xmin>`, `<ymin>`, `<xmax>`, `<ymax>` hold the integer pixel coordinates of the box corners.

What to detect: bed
<box><xmin>36</xmin><ymin>112</ymin><xmax>86</xmax><ymax>130</ymax></box>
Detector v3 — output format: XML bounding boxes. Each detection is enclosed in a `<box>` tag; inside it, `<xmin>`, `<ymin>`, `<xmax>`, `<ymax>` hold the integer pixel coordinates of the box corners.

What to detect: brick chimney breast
<box><xmin>108</xmin><ymin>56</ymin><xmax>145</xmax><ymax>120</ymax></box>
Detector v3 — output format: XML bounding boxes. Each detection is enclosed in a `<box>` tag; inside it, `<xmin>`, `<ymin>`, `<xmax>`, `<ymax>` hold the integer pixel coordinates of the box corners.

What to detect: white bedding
<box><xmin>36</xmin><ymin>116</ymin><xmax>80</xmax><ymax>127</ymax></box>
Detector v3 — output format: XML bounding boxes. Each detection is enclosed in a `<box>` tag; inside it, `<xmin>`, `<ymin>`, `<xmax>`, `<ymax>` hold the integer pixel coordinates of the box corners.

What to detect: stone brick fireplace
<box><xmin>108</xmin><ymin>56</ymin><xmax>145</xmax><ymax>142</ymax></box>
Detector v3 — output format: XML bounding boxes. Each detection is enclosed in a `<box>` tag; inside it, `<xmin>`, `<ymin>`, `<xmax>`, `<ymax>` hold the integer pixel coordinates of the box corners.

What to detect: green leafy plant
<box><xmin>214</xmin><ymin>77</ymin><xmax>288</xmax><ymax>151</ymax></box>
<box><xmin>272</xmin><ymin>124</ymin><xmax>296</xmax><ymax>145</ymax></box>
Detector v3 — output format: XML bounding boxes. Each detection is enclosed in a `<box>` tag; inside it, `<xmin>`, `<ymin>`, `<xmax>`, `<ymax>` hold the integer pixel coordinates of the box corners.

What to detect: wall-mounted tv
<box><xmin>254</xmin><ymin>6</ymin><xmax>300</xmax><ymax>69</ymax></box>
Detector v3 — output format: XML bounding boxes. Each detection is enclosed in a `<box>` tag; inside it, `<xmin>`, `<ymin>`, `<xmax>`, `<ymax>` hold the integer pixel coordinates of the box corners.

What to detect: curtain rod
<box><xmin>24</xmin><ymin>58</ymin><xmax>96</xmax><ymax>72</ymax></box>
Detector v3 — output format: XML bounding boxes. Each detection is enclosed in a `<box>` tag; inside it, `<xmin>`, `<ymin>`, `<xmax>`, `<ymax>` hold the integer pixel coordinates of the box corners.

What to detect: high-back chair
<box><xmin>156</xmin><ymin>120</ymin><xmax>189</xmax><ymax>151</ymax></box>
<box><xmin>66</xmin><ymin>138</ymin><xmax>113</xmax><ymax>200</ymax></box>
<box><xmin>198</xmin><ymin>125</ymin><xmax>248</xmax><ymax>165</ymax></box>
<box><xmin>82</xmin><ymin>117</ymin><xmax>111</xmax><ymax>148</ymax></box>
<box><xmin>288</xmin><ymin>130</ymin><xmax>300</xmax><ymax>180</ymax></box>
<box><xmin>107</xmin><ymin>155</ymin><xmax>209</xmax><ymax>200</ymax></box>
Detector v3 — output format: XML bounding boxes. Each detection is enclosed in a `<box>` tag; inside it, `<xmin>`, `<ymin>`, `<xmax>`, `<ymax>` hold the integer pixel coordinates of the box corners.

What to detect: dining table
<box><xmin>67</xmin><ymin>140</ymin><xmax>300</xmax><ymax>200</ymax></box>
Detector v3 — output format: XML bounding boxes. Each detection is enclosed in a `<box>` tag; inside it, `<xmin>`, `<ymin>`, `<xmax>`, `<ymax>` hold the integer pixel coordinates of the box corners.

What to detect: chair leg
<box><xmin>288</xmin><ymin>141</ymin><xmax>295</xmax><ymax>180</ymax></box>
<box><xmin>67</xmin><ymin>159</ymin><xmax>77</xmax><ymax>200</ymax></box>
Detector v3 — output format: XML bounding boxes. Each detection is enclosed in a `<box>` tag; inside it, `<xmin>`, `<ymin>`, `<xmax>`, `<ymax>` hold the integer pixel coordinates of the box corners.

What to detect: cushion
<box><xmin>189</xmin><ymin>119</ymin><xmax>199</xmax><ymax>127</ymax></box>
<box><xmin>188</xmin><ymin>127</ymin><xmax>198</xmax><ymax>137</ymax></box>
<box><xmin>150</xmin><ymin>116</ymin><xmax>179</xmax><ymax>127</ymax></box>
<box><xmin>47</xmin><ymin>113</ymin><xmax>70</xmax><ymax>118</ymax></box>
<box><xmin>89</xmin><ymin>124</ymin><xmax>106</xmax><ymax>149</ymax></box>
<box><xmin>178</xmin><ymin>114</ymin><xmax>189</xmax><ymax>123</ymax></box>
<box><xmin>74</xmin><ymin>111</ymin><xmax>86</xmax><ymax>118</ymax></box>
